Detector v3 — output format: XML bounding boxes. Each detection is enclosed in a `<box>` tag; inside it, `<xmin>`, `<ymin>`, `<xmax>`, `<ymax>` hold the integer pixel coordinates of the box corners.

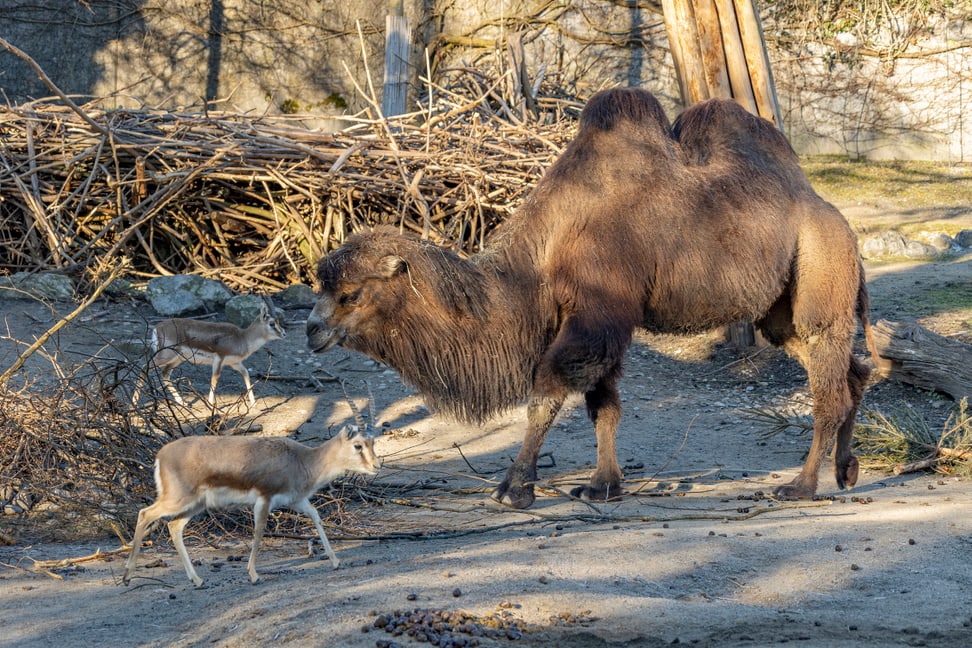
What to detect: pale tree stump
<box><xmin>871</xmin><ymin>319</ymin><xmax>972</xmax><ymax>400</ymax></box>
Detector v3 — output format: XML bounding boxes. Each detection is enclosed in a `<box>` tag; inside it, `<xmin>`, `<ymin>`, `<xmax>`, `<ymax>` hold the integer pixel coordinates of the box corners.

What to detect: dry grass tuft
<box><xmin>856</xmin><ymin>398</ymin><xmax>972</xmax><ymax>476</ymax></box>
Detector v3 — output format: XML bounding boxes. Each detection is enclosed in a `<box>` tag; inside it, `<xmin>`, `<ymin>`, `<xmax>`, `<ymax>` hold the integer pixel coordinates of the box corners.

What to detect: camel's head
<box><xmin>305</xmin><ymin>227</ymin><xmax>413</xmax><ymax>355</ymax></box>
<box><xmin>307</xmin><ymin>226</ymin><xmax>490</xmax><ymax>360</ymax></box>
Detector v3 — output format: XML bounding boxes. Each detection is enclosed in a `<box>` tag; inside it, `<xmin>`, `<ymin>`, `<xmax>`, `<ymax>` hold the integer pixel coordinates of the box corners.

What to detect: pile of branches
<box><xmin>0</xmin><ymin>69</ymin><xmax>581</xmax><ymax>292</ymax></box>
<box><xmin>0</xmin><ymin>362</ymin><xmax>160</xmax><ymax>540</ymax></box>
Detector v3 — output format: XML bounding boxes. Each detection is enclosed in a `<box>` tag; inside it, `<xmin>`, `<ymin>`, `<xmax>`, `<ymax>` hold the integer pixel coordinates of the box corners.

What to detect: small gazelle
<box><xmin>139</xmin><ymin>297</ymin><xmax>285</xmax><ymax>407</ymax></box>
<box><xmin>123</xmin><ymin>386</ymin><xmax>381</xmax><ymax>587</ymax></box>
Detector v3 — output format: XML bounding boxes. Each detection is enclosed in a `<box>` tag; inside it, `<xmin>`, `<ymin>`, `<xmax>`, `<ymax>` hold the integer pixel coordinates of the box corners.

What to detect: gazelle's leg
<box><xmin>159</xmin><ymin>364</ymin><xmax>185</xmax><ymax>405</ymax></box>
<box><xmin>247</xmin><ymin>497</ymin><xmax>271</xmax><ymax>584</ymax></box>
<box><xmin>294</xmin><ymin>498</ymin><xmax>339</xmax><ymax>569</ymax></box>
<box><xmin>168</xmin><ymin>516</ymin><xmax>203</xmax><ymax>587</ymax></box>
<box><xmin>123</xmin><ymin>506</ymin><xmax>161</xmax><ymax>585</ymax></box>
<box><xmin>208</xmin><ymin>358</ymin><xmax>225</xmax><ymax>405</ymax></box>
<box><xmin>229</xmin><ymin>361</ymin><xmax>256</xmax><ymax>407</ymax></box>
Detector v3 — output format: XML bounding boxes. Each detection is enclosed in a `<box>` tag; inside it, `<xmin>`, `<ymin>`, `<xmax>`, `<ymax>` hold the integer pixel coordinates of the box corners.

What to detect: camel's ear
<box><xmin>379</xmin><ymin>255</ymin><xmax>407</xmax><ymax>278</ymax></box>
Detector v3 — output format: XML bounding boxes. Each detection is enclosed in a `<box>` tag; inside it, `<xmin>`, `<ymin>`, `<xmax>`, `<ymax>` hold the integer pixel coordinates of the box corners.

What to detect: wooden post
<box><xmin>662</xmin><ymin>0</ymin><xmax>709</xmax><ymax>104</ymax></box>
<box><xmin>382</xmin><ymin>3</ymin><xmax>411</xmax><ymax>119</ymax></box>
<box><xmin>507</xmin><ymin>33</ymin><xmax>537</xmax><ymax>117</ymax></box>
<box><xmin>692</xmin><ymin>0</ymin><xmax>732</xmax><ymax>99</ymax></box>
<box><xmin>710</xmin><ymin>0</ymin><xmax>759</xmax><ymax>115</ymax></box>
<box><xmin>732</xmin><ymin>0</ymin><xmax>784</xmax><ymax>131</ymax></box>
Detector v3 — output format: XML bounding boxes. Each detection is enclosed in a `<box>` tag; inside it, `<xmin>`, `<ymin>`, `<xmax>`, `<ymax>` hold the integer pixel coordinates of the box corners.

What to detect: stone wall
<box><xmin>0</xmin><ymin>1</ymin><xmax>968</xmax><ymax>160</ymax></box>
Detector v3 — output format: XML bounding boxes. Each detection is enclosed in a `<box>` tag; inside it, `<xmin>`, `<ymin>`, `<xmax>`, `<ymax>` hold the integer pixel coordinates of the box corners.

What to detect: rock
<box><xmin>860</xmin><ymin>231</ymin><xmax>908</xmax><ymax>259</ymax></box>
<box><xmin>903</xmin><ymin>239</ymin><xmax>944</xmax><ymax>260</ymax></box>
<box><xmin>145</xmin><ymin>274</ymin><xmax>234</xmax><ymax>316</ymax></box>
<box><xmin>860</xmin><ymin>230</ymin><xmax>946</xmax><ymax>260</ymax></box>
<box><xmin>914</xmin><ymin>230</ymin><xmax>953</xmax><ymax>252</ymax></box>
<box><xmin>955</xmin><ymin>229</ymin><xmax>972</xmax><ymax>248</ymax></box>
<box><xmin>225</xmin><ymin>294</ymin><xmax>280</xmax><ymax>327</ymax></box>
<box><xmin>275</xmin><ymin>283</ymin><xmax>318</xmax><ymax>308</ymax></box>
<box><xmin>0</xmin><ymin>272</ymin><xmax>75</xmax><ymax>300</ymax></box>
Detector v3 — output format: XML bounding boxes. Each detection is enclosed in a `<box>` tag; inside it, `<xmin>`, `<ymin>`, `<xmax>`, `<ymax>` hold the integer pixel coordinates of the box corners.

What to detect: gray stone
<box><xmin>275</xmin><ymin>283</ymin><xmax>318</xmax><ymax>308</ymax></box>
<box><xmin>225</xmin><ymin>294</ymin><xmax>278</xmax><ymax>327</ymax></box>
<box><xmin>903</xmin><ymin>239</ymin><xmax>944</xmax><ymax>260</ymax></box>
<box><xmin>145</xmin><ymin>274</ymin><xmax>234</xmax><ymax>317</ymax></box>
<box><xmin>860</xmin><ymin>231</ymin><xmax>908</xmax><ymax>259</ymax></box>
<box><xmin>861</xmin><ymin>230</ymin><xmax>947</xmax><ymax>260</ymax></box>
<box><xmin>914</xmin><ymin>230</ymin><xmax>954</xmax><ymax>252</ymax></box>
<box><xmin>0</xmin><ymin>272</ymin><xmax>75</xmax><ymax>300</ymax></box>
<box><xmin>955</xmin><ymin>229</ymin><xmax>972</xmax><ymax>248</ymax></box>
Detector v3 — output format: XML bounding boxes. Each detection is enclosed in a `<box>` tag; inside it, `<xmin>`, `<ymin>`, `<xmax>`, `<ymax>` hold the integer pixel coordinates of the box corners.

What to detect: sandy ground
<box><xmin>1</xmin><ymin>212</ymin><xmax>971</xmax><ymax>647</ymax></box>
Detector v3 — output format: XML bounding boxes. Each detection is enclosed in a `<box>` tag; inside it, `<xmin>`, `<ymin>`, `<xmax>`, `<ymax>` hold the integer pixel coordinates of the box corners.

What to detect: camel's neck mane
<box><xmin>370</xmin><ymin>232</ymin><xmax>551</xmax><ymax>424</ymax></box>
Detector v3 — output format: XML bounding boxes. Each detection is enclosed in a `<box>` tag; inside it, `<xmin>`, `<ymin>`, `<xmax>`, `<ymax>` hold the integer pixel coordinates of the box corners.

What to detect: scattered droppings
<box><xmin>368</xmin><ymin>604</ymin><xmax>595</xmax><ymax>646</ymax></box>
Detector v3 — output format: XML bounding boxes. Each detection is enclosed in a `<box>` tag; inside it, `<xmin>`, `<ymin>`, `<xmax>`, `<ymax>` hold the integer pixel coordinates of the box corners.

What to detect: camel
<box><xmin>306</xmin><ymin>87</ymin><xmax>876</xmax><ymax>509</ymax></box>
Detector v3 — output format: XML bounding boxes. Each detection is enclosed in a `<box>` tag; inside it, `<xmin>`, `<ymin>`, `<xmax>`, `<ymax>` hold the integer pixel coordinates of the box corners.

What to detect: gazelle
<box><xmin>123</xmin><ymin>387</ymin><xmax>381</xmax><ymax>587</ymax></box>
<box><xmin>140</xmin><ymin>298</ymin><xmax>285</xmax><ymax>407</ymax></box>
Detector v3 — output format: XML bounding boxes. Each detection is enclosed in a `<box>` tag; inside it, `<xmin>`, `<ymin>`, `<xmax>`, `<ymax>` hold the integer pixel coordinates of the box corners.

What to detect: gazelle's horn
<box><xmin>340</xmin><ymin>380</ymin><xmax>366</xmax><ymax>432</ymax></box>
<box><xmin>366</xmin><ymin>382</ymin><xmax>377</xmax><ymax>438</ymax></box>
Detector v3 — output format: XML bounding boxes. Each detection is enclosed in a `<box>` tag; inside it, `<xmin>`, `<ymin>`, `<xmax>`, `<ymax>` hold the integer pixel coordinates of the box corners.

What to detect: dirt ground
<box><xmin>1</xmin><ymin>202</ymin><xmax>971</xmax><ymax>648</ymax></box>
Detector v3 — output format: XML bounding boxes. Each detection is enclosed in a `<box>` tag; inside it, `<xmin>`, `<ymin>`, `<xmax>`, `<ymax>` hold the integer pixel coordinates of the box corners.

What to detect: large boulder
<box><xmin>145</xmin><ymin>275</ymin><xmax>234</xmax><ymax>317</ymax></box>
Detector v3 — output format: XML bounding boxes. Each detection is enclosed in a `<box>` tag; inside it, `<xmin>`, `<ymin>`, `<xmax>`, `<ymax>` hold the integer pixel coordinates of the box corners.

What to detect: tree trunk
<box><xmin>871</xmin><ymin>319</ymin><xmax>972</xmax><ymax>401</ymax></box>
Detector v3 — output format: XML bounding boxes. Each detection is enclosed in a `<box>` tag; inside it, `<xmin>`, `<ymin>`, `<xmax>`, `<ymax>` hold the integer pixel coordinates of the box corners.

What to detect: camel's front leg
<box><xmin>571</xmin><ymin>377</ymin><xmax>624</xmax><ymax>502</ymax></box>
<box><xmin>492</xmin><ymin>394</ymin><xmax>564</xmax><ymax>509</ymax></box>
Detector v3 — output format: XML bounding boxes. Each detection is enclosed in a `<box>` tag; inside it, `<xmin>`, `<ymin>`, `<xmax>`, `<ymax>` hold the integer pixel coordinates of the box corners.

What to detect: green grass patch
<box><xmin>801</xmin><ymin>156</ymin><xmax>972</xmax><ymax>235</ymax></box>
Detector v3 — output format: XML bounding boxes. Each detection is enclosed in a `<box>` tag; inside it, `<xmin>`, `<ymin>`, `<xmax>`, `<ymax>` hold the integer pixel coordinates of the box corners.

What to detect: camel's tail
<box><xmin>857</xmin><ymin>265</ymin><xmax>891</xmax><ymax>375</ymax></box>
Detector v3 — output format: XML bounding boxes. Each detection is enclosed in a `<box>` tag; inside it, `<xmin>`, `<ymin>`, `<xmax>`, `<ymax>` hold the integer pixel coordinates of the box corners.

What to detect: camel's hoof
<box><xmin>570</xmin><ymin>484</ymin><xmax>624</xmax><ymax>502</ymax></box>
<box><xmin>836</xmin><ymin>456</ymin><xmax>860</xmax><ymax>490</ymax></box>
<box><xmin>490</xmin><ymin>483</ymin><xmax>535</xmax><ymax>509</ymax></box>
<box><xmin>772</xmin><ymin>482</ymin><xmax>816</xmax><ymax>500</ymax></box>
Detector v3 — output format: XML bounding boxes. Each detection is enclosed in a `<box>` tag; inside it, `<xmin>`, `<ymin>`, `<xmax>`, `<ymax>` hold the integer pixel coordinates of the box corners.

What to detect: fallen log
<box><xmin>872</xmin><ymin>319</ymin><xmax>972</xmax><ymax>400</ymax></box>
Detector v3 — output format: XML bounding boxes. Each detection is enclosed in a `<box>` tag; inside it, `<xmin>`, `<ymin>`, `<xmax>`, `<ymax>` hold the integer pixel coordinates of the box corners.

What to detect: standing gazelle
<box><xmin>140</xmin><ymin>298</ymin><xmax>285</xmax><ymax>407</ymax></box>
<box><xmin>123</xmin><ymin>388</ymin><xmax>381</xmax><ymax>587</ymax></box>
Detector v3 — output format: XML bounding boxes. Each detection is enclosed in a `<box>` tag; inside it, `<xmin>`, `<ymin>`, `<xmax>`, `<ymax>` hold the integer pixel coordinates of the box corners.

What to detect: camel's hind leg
<box><xmin>774</xmin><ymin>331</ymin><xmax>858</xmax><ymax>499</ymax></box>
<box><xmin>833</xmin><ymin>355</ymin><xmax>870</xmax><ymax>490</ymax></box>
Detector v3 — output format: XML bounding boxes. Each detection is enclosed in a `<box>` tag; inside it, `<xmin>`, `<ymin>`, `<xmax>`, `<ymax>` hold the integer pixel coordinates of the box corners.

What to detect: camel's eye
<box><xmin>339</xmin><ymin>289</ymin><xmax>362</xmax><ymax>306</ymax></box>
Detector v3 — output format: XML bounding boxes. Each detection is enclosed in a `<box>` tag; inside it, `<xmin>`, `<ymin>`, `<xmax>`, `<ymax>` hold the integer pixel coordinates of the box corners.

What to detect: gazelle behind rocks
<box><xmin>138</xmin><ymin>298</ymin><xmax>285</xmax><ymax>407</ymax></box>
<box><xmin>123</xmin><ymin>386</ymin><xmax>381</xmax><ymax>587</ymax></box>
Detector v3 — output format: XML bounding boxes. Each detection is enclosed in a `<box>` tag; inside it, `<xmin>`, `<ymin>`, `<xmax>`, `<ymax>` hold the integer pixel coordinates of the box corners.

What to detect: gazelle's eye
<box><xmin>354</xmin><ymin>443</ymin><xmax>364</xmax><ymax>452</ymax></box>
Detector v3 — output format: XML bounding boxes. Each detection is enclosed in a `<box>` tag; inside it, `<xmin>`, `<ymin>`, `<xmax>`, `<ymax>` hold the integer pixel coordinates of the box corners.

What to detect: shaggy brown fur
<box><xmin>307</xmin><ymin>88</ymin><xmax>877</xmax><ymax>509</ymax></box>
